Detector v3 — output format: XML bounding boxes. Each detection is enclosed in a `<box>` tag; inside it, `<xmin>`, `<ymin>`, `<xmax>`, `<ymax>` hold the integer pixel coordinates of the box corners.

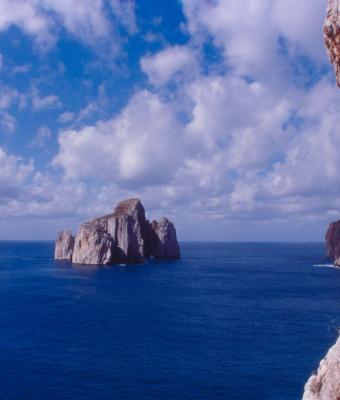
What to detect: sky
<box><xmin>0</xmin><ymin>0</ymin><xmax>339</xmax><ymax>241</ymax></box>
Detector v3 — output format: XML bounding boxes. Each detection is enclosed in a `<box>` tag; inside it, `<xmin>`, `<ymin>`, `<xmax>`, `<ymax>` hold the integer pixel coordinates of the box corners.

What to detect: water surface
<box><xmin>0</xmin><ymin>241</ymin><xmax>339</xmax><ymax>400</ymax></box>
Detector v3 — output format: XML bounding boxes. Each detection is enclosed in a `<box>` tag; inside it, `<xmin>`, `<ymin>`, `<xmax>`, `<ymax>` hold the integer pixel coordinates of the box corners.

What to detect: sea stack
<box><xmin>54</xmin><ymin>230</ymin><xmax>75</xmax><ymax>261</ymax></box>
<box><xmin>324</xmin><ymin>0</ymin><xmax>340</xmax><ymax>87</ymax></box>
<box><xmin>54</xmin><ymin>198</ymin><xmax>180</xmax><ymax>265</ymax></box>
<box><xmin>325</xmin><ymin>220</ymin><xmax>340</xmax><ymax>266</ymax></box>
<box><xmin>302</xmin><ymin>336</ymin><xmax>340</xmax><ymax>400</ymax></box>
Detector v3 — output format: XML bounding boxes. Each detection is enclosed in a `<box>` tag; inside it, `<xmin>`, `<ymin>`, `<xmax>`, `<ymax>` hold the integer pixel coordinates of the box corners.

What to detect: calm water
<box><xmin>0</xmin><ymin>241</ymin><xmax>339</xmax><ymax>400</ymax></box>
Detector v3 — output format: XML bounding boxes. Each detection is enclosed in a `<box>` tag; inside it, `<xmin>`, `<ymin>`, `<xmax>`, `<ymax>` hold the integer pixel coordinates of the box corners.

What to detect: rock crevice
<box><xmin>55</xmin><ymin>198</ymin><xmax>180</xmax><ymax>265</ymax></box>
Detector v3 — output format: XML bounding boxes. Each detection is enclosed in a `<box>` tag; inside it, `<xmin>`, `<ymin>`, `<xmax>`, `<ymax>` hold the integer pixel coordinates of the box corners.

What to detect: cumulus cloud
<box><xmin>0</xmin><ymin>147</ymin><xmax>33</xmax><ymax>200</ymax></box>
<box><xmin>0</xmin><ymin>0</ymin><xmax>136</xmax><ymax>49</ymax></box>
<box><xmin>53</xmin><ymin>90</ymin><xmax>186</xmax><ymax>187</ymax></box>
<box><xmin>140</xmin><ymin>46</ymin><xmax>196</xmax><ymax>85</ymax></box>
<box><xmin>0</xmin><ymin>0</ymin><xmax>338</xmax><ymax>240</ymax></box>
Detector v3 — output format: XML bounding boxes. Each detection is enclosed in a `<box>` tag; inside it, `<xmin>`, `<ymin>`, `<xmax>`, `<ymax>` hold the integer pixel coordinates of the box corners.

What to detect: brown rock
<box><xmin>54</xmin><ymin>230</ymin><xmax>74</xmax><ymax>261</ymax></box>
<box><xmin>325</xmin><ymin>220</ymin><xmax>340</xmax><ymax>266</ymax></box>
<box><xmin>324</xmin><ymin>0</ymin><xmax>340</xmax><ymax>87</ymax></box>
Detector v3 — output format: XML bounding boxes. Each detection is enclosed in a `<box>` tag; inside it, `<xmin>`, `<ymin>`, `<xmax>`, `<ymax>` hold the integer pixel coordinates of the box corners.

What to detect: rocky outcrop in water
<box><xmin>325</xmin><ymin>220</ymin><xmax>340</xmax><ymax>266</ymax></box>
<box><xmin>302</xmin><ymin>336</ymin><xmax>340</xmax><ymax>400</ymax></box>
<box><xmin>54</xmin><ymin>230</ymin><xmax>75</xmax><ymax>261</ymax></box>
<box><xmin>149</xmin><ymin>217</ymin><xmax>181</xmax><ymax>259</ymax></box>
<box><xmin>324</xmin><ymin>0</ymin><xmax>340</xmax><ymax>87</ymax></box>
<box><xmin>55</xmin><ymin>198</ymin><xmax>180</xmax><ymax>265</ymax></box>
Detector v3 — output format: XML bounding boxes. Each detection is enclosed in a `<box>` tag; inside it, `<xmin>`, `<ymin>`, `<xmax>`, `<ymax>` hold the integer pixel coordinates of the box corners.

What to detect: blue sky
<box><xmin>0</xmin><ymin>0</ymin><xmax>339</xmax><ymax>241</ymax></box>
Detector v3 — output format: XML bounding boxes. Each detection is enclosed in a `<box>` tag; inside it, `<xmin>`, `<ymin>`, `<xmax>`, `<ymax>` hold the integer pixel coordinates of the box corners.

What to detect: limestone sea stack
<box><xmin>324</xmin><ymin>0</ymin><xmax>340</xmax><ymax>87</ymax></box>
<box><xmin>325</xmin><ymin>220</ymin><xmax>340</xmax><ymax>266</ymax></box>
<box><xmin>302</xmin><ymin>336</ymin><xmax>340</xmax><ymax>400</ymax></box>
<box><xmin>54</xmin><ymin>198</ymin><xmax>180</xmax><ymax>265</ymax></box>
<box><xmin>54</xmin><ymin>230</ymin><xmax>74</xmax><ymax>261</ymax></box>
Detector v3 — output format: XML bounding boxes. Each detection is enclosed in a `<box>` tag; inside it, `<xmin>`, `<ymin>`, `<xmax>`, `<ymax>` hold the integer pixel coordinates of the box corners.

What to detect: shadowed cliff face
<box><xmin>55</xmin><ymin>198</ymin><xmax>180</xmax><ymax>265</ymax></box>
<box><xmin>325</xmin><ymin>220</ymin><xmax>340</xmax><ymax>266</ymax></box>
<box><xmin>324</xmin><ymin>0</ymin><xmax>340</xmax><ymax>87</ymax></box>
<box><xmin>303</xmin><ymin>336</ymin><xmax>340</xmax><ymax>400</ymax></box>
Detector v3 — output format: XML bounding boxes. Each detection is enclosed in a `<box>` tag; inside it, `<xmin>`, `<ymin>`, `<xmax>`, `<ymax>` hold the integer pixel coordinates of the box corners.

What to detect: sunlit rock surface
<box><xmin>54</xmin><ymin>198</ymin><xmax>180</xmax><ymax>265</ymax></box>
<box><xmin>324</xmin><ymin>0</ymin><xmax>340</xmax><ymax>87</ymax></box>
<box><xmin>302</xmin><ymin>336</ymin><xmax>340</xmax><ymax>400</ymax></box>
<box><xmin>72</xmin><ymin>223</ymin><xmax>116</xmax><ymax>265</ymax></box>
<box><xmin>54</xmin><ymin>230</ymin><xmax>74</xmax><ymax>261</ymax></box>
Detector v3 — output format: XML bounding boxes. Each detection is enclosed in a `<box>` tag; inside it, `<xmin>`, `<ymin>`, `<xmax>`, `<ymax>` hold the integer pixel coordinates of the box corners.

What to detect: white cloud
<box><xmin>53</xmin><ymin>90</ymin><xmax>187</xmax><ymax>187</ymax></box>
<box><xmin>141</xmin><ymin>46</ymin><xmax>196</xmax><ymax>85</ymax></box>
<box><xmin>0</xmin><ymin>147</ymin><xmax>33</xmax><ymax>199</ymax></box>
<box><xmin>0</xmin><ymin>0</ymin><xmax>137</xmax><ymax>50</ymax></box>
<box><xmin>0</xmin><ymin>0</ymin><xmax>338</xmax><ymax>241</ymax></box>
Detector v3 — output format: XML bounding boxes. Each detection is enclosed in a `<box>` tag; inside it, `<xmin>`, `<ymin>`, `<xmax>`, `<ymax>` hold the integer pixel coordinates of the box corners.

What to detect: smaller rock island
<box><xmin>55</xmin><ymin>198</ymin><xmax>180</xmax><ymax>265</ymax></box>
<box><xmin>325</xmin><ymin>219</ymin><xmax>340</xmax><ymax>266</ymax></box>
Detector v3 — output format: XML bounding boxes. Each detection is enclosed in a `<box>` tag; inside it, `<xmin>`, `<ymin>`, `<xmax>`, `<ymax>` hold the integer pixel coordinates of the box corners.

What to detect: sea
<box><xmin>0</xmin><ymin>241</ymin><xmax>339</xmax><ymax>400</ymax></box>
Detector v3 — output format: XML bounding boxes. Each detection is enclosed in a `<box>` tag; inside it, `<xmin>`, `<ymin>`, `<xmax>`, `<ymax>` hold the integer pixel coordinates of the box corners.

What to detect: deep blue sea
<box><xmin>0</xmin><ymin>242</ymin><xmax>339</xmax><ymax>400</ymax></box>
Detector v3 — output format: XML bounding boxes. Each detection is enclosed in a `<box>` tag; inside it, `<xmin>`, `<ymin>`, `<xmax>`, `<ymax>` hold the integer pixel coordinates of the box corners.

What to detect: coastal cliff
<box><xmin>55</xmin><ymin>198</ymin><xmax>180</xmax><ymax>265</ymax></box>
<box><xmin>302</xmin><ymin>336</ymin><xmax>340</xmax><ymax>400</ymax></box>
<box><xmin>324</xmin><ymin>0</ymin><xmax>340</xmax><ymax>87</ymax></box>
<box><xmin>325</xmin><ymin>220</ymin><xmax>340</xmax><ymax>266</ymax></box>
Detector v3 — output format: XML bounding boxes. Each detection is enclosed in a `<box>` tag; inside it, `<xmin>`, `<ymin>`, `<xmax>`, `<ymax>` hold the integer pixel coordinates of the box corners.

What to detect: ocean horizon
<box><xmin>1</xmin><ymin>241</ymin><xmax>339</xmax><ymax>400</ymax></box>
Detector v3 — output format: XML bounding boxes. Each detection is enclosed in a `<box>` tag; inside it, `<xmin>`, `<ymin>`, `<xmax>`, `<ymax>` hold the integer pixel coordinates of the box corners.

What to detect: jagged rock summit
<box><xmin>325</xmin><ymin>220</ymin><xmax>340</xmax><ymax>266</ymax></box>
<box><xmin>302</xmin><ymin>336</ymin><xmax>340</xmax><ymax>400</ymax></box>
<box><xmin>55</xmin><ymin>198</ymin><xmax>180</xmax><ymax>265</ymax></box>
<box><xmin>324</xmin><ymin>0</ymin><xmax>340</xmax><ymax>87</ymax></box>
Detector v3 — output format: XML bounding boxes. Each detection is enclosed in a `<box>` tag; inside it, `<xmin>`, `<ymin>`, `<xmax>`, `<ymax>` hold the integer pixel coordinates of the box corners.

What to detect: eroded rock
<box><xmin>54</xmin><ymin>230</ymin><xmax>74</xmax><ymax>261</ymax></box>
<box><xmin>302</xmin><ymin>336</ymin><xmax>340</xmax><ymax>400</ymax></box>
<box><xmin>72</xmin><ymin>223</ymin><xmax>116</xmax><ymax>265</ymax></box>
<box><xmin>92</xmin><ymin>198</ymin><xmax>147</xmax><ymax>263</ymax></box>
<box><xmin>150</xmin><ymin>217</ymin><xmax>181</xmax><ymax>259</ymax></box>
<box><xmin>54</xmin><ymin>198</ymin><xmax>180</xmax><ymax>265</ymax></box>
<box><xmin>325</xmin><ymin>220</ymin><xmax>340</xmax><ymax>266</ymax></box>
<box><xmin>324</xmin><ymin>0</ymin><xmax>340</xmax><ymax>87</ymax></box>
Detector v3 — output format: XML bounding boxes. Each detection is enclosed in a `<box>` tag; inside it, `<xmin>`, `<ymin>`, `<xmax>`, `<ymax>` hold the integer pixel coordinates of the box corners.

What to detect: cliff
<box><xmin>324</xmin><ymin>0</ymin><xmax>340</xmax><ymax>87</ymax></box>
<box><xmin>302</xmin><ymin>336</ymin><xmax>340</xmax><ymax>400</ymax></box>
<box><xmin>55</xmin><ymin>198</ymin><xmax>180</xmax><ymax>265</ymax></box>
<box><xmin>325</xmin><ymin>220</ymin><xmax>340</xmax><ymax>266</ymax></box>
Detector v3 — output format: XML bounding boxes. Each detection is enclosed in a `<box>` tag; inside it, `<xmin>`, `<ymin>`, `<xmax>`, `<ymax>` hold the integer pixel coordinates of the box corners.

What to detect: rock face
<box><xmin>54</xmin><ymin>230</ymin><xmax>74</xmax><ymax>261</ymax></box>
<box><xmin>325</xmin><ymin>220</ymin><xmax>340</xmax><ymax>266</ymax></box>
<box><xmin>150</xmin><ymin>217</ymin><xmax>181</xmax><ymax>259</ymax></box>
<box><xmin>302</xmin><ymin>336</ymin><xmax>340</xmax><ymax>400</ymax></box>
<box><xmin>324</xmin><ymin>0</ymin><xmax>340</xmax><ymax>87</ymax></box>
<box><xmin>55</xmin><ymin>198</ymin><xmax>180</xmax><ymax>265</ymax></box>
<box><xmin>72</xmin><ymin>223</ymin><xmax>116</xmax><ymax>265</ymax></box>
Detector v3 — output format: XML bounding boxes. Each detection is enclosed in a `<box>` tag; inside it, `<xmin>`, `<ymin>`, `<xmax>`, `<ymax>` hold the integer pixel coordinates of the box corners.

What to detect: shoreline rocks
<box><xmin>302</xmin><ymin>336</ymin><xmax>340</xmax><ymax>400</ymax></box>
<box><xmin>54</xmin><ymin>198</ymin><xmax>180</xmax><ymax>265</ymax></box>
